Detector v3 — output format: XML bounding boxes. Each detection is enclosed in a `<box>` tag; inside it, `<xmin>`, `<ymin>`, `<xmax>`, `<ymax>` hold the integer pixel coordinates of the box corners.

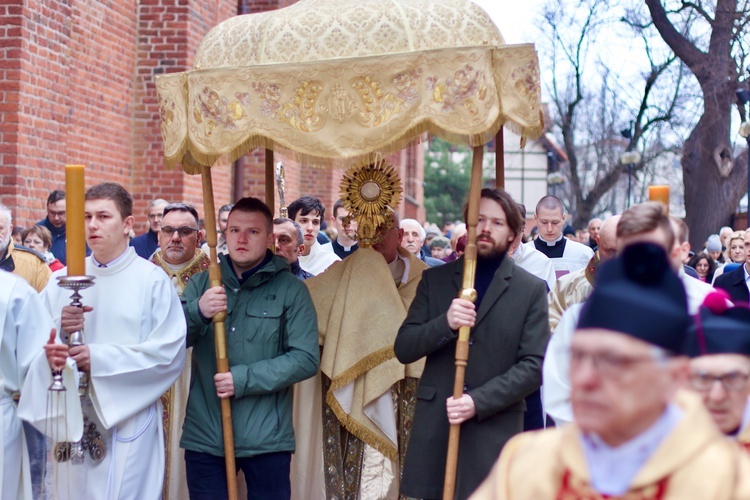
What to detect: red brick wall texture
<box><xmin>0</xmin><ymin>0</ymin><xmax>425</xmax><ymax>233</ymax></box>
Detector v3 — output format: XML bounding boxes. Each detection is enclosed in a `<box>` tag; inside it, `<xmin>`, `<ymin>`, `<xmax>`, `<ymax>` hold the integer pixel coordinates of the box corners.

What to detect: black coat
<box><xmin>714</xmin><ymin>265</ymin><xmax>749</xmax><ymax>304</ymax></box>
<box><xmin>394</xmin><ymin>256</ymin><xmax>549</xmax><ymax>500</ymax></box>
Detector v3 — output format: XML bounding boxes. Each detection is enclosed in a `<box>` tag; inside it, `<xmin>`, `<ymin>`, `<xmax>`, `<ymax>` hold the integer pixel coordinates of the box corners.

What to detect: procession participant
<box><xmin>150</xmin><ymin>202</ymin><xmax>209</xmax><ymax>500</ymax></box>
<box><xmin>547</xmin><ymin>215</ymin><xmax>619</xmax><ymax>331</ymax></box>
<box><xmin>130</xmin><ymin>197</ymin><xmax>169</xmax><ymax>259</ymax></box>
<box><xmin>714</xmin><ymin>230</ymin><xmax>750</xmax><ymax>303</ymax></box>
<box><xmin>181</xmin><ymin>197</ymin><xmax>318</xmax><ymax>499</ymax></box>
<box><xmin>472</xmin><ymin>243</ymin><xmax>750</xmax><ymax>499</ymax></box>
<box><xmin>587</xmin><ymin>217</ymin><xmax>602</xmax><ymax>250</ymax></box>
<box><xmin>22</xmin><ymin>225</ymin><xmax>65</xmax><ymax>271</ymax></box>
<box><xmin>18</xmin><ymin>182</ymin><xmax>187</xmax><ymax>499</ymax></box>
<box><xmin>530</xmin><ymin>195</ymin><xmax>593</xmax><ymax>279</ymax></box>
<box><xmin>508</xmin><ymin>203</ymin><xmax>555</xmax><ymax>292</ymax></box>
<box><xmin>288</xmin><ymin>196</ymin><xmax>340</xmax><ymax>275</ymax></box>
<box><xmin>36</xmin><ymin>190</ymin><xmax>71</xmax><ymax>265</ymax></box>
<box><xmin>293</xmin><ymin>207</ymin><xmax>429</xmax><ymax>500</ymax></box>
<box><xmin>0</xmin><ymin>204</ymin><xmax>52</xmax><ymax>292</ymax></box>
<box><xmin>201</xmin><ymin>203</ymin><xmax>233</xmax><ymax>256</ymax></box>
<box><xmin>1</xmin><ymin>271</ymin><xmax>54</xmax><ymax>500</ymax></box>
<box><xmin>325</xmin><ymin>199</ymin><xmax>359</xmax><ymax>259</ymax></box>
<box><xmin>507</xmin><ymin>203</ymin><xmax>554</xmax><ymax>431</ymax></box>
<box><xmin>395</xmin><ymin>188</ymin><xmax>549</xmax><ymax>500</ymax></box>
<box><xmin>683</xmin><ymin>293</ymin><xmax>750</xmax><ymax>448</ymax></box>
<box><xmin>401</xmin><ymin>218</ymin><xmax>444</xmax><ymax>267</ymax></box>
<box><xmin>543</xmin><ymin>203</ymin><xmax>711</xmax><ymax>425</ymax></box>
<box><xmin>273</xmin><ymin>217</ymin><xmax>312</xmax><ymax>280</ymax></box>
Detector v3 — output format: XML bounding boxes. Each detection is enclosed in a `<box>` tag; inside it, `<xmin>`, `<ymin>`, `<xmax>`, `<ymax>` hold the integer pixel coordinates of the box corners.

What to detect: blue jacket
<box><xmin>36</xmin><ymin>218</ymin><xmax>90</xmax><ymax>265</ymax></box>
<box><xmin>130</xmin><ymin>230</ymin><xmax>159</xmax><ymax>259</ymax></box>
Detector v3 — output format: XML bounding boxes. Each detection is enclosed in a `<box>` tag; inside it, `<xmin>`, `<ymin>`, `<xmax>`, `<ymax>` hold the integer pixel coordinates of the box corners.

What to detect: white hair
<box><xmin>400</xmin><ymin>218</ymin><xmax>425</xmax><ymax>240</ymax></box>
<box><xmin>0</xmin><ymin>203</ymin><xmax>11</xmax><ymax>225</ymax></box>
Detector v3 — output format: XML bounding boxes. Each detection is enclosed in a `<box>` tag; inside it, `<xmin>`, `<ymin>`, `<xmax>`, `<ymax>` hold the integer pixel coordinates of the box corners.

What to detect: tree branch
<box><xmin>645</xmin><ymin>0</ymin><xmax>707</xmax><ymax>72</ymax></box>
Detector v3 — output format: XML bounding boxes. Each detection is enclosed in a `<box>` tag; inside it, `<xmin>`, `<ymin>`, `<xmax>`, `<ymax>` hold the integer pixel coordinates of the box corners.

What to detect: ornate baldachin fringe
<box><xmin>325</xmin><ymin>390</ymin><xmax>399</xmax><ymax>462</ymax></box>
<box><xmin>166</xmin><ymin>114</ymin><xmax>543</xmax><ymax>174</ymax></box>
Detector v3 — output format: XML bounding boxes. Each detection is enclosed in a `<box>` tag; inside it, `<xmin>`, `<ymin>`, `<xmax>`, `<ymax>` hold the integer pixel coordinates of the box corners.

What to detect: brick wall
<box><xmin>1</xmin><ymin>0</ymin><xmax>426</xmax><ymax>233</ymax></box>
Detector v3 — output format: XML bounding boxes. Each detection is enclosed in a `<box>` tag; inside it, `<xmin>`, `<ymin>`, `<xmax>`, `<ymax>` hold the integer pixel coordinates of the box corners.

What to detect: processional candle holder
<box><xmin>49</xmin><ymin>275</ymin><xmax>106</xmax><ymax>464</ymax></box>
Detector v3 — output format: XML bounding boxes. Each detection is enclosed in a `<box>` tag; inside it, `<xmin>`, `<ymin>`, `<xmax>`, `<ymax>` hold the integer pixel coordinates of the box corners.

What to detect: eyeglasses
<box><xmin>161</xmin><ymin>226</ymin><xmax>199</xmax><ymax>238</ymax></box>
<box><xmin>569</xmin><ymin>348</ymin><xmax>668</xmax><ymax>379</ymax></box>
<box><xmin>689</xmin><ymin>371</ymin><xmax>750</xmax><ymax>392</ymax></box>
<box><xmin>48</xmin><ymin>209</ymin><xmax>66</xmax><ymax>218</ymax></box>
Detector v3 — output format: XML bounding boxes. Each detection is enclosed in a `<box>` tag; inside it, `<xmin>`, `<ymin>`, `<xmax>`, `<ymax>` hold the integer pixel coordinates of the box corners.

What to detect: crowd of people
<box><xmin>1</xmin><ymin>182</ymin><xmax>749</xmax><ymax>499</ymax></box>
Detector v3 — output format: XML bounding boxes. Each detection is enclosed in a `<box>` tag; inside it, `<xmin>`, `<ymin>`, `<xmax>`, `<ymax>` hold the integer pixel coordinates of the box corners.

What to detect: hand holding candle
<box><xmin>65</xmin><ymin>165</ymin><xmax>86</xmax><ymax>276</ymax></box>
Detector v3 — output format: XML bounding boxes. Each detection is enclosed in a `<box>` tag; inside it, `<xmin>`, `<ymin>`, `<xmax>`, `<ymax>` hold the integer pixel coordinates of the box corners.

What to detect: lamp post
<box><xmin>737</xmin><ymin>89</ymin><xmax>750</xmax><ymax>212</ymax></box>
<box><xmin>620</xmin><ymin>150</ymin><xmax>642</xmax><ymax>209</ymax></box>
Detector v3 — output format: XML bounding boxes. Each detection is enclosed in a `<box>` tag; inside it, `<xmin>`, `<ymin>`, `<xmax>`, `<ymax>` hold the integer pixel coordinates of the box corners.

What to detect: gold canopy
<box><xmin>155</xmin><ymin>0</ymin><xmax>544</xmax><ymax>172</ymax></box>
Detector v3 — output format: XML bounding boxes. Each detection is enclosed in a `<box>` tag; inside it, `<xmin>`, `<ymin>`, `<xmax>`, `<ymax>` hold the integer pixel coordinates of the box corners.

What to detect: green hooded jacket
<box><xmin>180</xmin><ymin>252</ymin><xmax>319</xmax><ymax>457</ymax></box>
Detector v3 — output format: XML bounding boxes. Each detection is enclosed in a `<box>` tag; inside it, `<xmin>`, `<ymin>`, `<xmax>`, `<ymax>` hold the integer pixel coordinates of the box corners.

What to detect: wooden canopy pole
<box><xmin>443</xmin><ymin>145</ymin><xmax>484</xmax><ymax>500</ymax></box>
<box><xmin>495</xmin><ymin>128</ymin><xmax>504</xmax><ymax>189</ymax></box>
<box><xmin>265</xmin><ymin>149</ymin><xmax>275</xmax><ymax>210</ymax></box>
<box><xmin>201</xmin><ymin>166</ymin><xmax>238</xmax><ymax>500</ymax></box>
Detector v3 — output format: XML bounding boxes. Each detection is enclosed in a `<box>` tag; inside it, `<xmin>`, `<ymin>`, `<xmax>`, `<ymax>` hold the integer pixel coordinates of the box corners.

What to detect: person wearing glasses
<box><xmin>36</xmin><ymin>189</ymin><xmax>79</xmax><ymax>265</ymax></box>
<box><xmin>149</xmin><ymin>203</ymin><xmax>209</xmax><ymax>499</ymax></box>
<box><xmin>130</xmin><ymin>198</ymin><xmax>169</xmax><ymax>259</ymax></box>
<box><xmin>472</xmin><ymin>243</ymin><xmax>750</xmax><ymax>499</ymax></box>
<box><xmin>684</xmin><ymin>293</ymin><xmax>750</xmax><ymax>449</ymax></box>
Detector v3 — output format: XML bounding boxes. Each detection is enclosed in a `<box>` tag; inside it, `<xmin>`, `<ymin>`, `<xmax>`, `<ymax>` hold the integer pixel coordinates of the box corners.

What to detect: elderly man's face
<box><xmin>570</xmin><ymin>330</ymin><xmax>685</xmax><ymax>446</ymax></box>
<box><xmin>158</xmin><ymin>210</ymin><xmax>201</xmax><ymax>265</ymax></box>
<box><xmin>588</xmin><ymin>219</ymin><xmax>602</xmax><ymax>240</ymax></box>
<box><xmin>148</xmin><ymin>202</ymin><xmax>168</xmax><ymax>233</ymax></box>
<box><xmin>400</xmin><ymin>220</ymin><xmax>424</xmax><ymax>256</ymax></box>
<box><xmin>689</xmin><ymin>354</ymin><xmax>750</xmax><ymax>434</ymax></box>
<box><xmin>273</xmin><ymin>221</ymin><xmax>304</xmax><ymax>265</ymax></box>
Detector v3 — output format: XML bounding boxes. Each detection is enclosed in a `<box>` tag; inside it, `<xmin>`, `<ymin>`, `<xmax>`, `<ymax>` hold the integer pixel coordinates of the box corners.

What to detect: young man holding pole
<box><xmin>394</xmin><ymin>188</ymin><xmax>549</xmax><ymax>499</ymax></box>
<box><xmin>181</xmin><ymin>197</ymin><xmax>319</xmax><ymax>499</ymax></box>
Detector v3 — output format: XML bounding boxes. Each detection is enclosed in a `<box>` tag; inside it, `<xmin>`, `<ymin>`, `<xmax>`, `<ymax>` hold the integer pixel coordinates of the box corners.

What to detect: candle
<box><xmin>65</xmin><ymin>165</ymin><xmax>86</xmax><ymax>276</ymax></box>
<box><xmin>648</xmin><ymin>185</ymin><xmax>670</xmax><ymax>214</ymax></box>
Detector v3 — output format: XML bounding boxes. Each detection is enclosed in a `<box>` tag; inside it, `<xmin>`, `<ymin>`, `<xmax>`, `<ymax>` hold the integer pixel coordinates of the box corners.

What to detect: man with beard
<box><xmin>150</xmin><ymin>203</ymin><xmax>209</xmax><ymax>499</ymax></box>
<box><xmin>395</xmin><ymin>188</ymin><xmax>549</xmax><ymax>499</ymax></box>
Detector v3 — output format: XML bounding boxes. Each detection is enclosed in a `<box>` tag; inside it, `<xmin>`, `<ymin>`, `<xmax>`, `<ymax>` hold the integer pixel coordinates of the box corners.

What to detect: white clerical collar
<box><xmin>581</xmin><ymin>403</ymin><xmax>683</xmax><ymax>496</ymax></box>
<box><xmin>540</xmin><ymin>233</ymin><xmax>564</xmax><ymax>247</ymax></box>
<box><xmin>92</xmin><ymin>247</ymin><xmax>129</xmax><ymax>268</ymax></box>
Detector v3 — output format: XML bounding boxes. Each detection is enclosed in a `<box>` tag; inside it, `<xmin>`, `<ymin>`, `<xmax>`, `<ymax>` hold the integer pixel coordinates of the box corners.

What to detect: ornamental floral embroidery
<box><xmin>556</xmin><ymin>469</ymin><xmax>668</xmax><ymax>500</ymax></box>
<box><xmin>351</xmin><ymin>75</ymin><xmax>403</xmax><ymax>128</ymax></box>
<box><xmin>276</xmin><ymin>80</ymin><xmax>325</xmax><ymax>133</ymax></box>
<box><xmin>393</xmin><ymin>68</ymin><xmax>422</xmax><ymax>106</ymax></box>
<box><xmin>511</xmin><ymin>60</ymin><xmax>541</xmax><ymax>109</ymax></box>
<box><xmin>252</xmin><ymin>82</ymin><xmax>282</xmax><ymax>117</ymax></box>
<box><xmin>192</xmin><ymin>87</ymin><xmax>251</xmax><ymax>136</ymax></box>
<box><xmin>426</xmin><ymin>64</ymin><xmax>488</xmax><ymax>115</ymax></box>
<box><xmin>158</xmin><ymin>96</ymin><xmax>176</xmax><ymax>141</ymax></box>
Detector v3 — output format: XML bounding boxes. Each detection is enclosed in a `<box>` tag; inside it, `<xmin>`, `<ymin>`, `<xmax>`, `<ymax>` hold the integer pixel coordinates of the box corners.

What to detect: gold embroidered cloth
<box><xmin>155</xmin><ymin>0</ymin><xmax>544</xmax><ymax>171</ymax></box>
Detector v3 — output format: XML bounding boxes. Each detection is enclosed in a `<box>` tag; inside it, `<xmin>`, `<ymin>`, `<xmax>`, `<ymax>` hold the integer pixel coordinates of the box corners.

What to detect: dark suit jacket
<box><xmin>714</xmin><ymin>265</ymin><xmax>749</xmax><ymax>303</ymax></box>
<box><xmin>394</xmin><ymin>256</ymin><xmax>549</xmax><ymax>500</ymax></box>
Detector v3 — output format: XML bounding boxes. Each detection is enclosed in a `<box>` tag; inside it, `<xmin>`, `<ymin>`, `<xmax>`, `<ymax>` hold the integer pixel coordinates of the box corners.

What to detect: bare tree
<box><xmin>542</xmin><ymin>0</ymin><xmax>688</xmax><ymax>228</ymax></box>
<box><xmin>643</xmin><ymin>0</ymin><xmax>750</xmax><ymax>246</ymax></box>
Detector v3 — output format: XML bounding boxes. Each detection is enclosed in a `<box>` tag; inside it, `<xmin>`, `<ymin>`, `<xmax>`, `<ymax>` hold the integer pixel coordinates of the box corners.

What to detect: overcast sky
<box><xmin>470</xmin><ymin>0</ymin><xmax>547</xmax><ymax>44</ymax></box>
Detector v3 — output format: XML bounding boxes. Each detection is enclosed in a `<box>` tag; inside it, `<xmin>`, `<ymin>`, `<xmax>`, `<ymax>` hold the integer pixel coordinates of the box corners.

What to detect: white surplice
<box><xmin>0</xmin><ymin>271</ymin><xmax>53</xmax><ymax>500</ymax></box>
<box><xmin>18</xmin><ymin>248</ymin><xmax>186</xmax><ymax>499</ymax></box>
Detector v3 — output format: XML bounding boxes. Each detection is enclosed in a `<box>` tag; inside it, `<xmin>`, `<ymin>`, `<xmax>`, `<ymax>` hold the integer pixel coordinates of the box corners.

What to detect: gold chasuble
<box><xmin>150</xmin><ymin>249</ymin><xmax>209</xmax><ymax>500</ymax></box>
<box><xmin>292</xmin><ymin>247</ymin><xmax>427</xmax><ymax>500</ymax></box>
<box><xmin>471</xmin><ymin>391</ymin><xmax>750</xmax><ymax>500</ymax></box>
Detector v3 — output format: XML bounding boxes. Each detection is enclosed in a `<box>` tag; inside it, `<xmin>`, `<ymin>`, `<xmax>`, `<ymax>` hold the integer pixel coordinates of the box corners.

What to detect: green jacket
<box><xmin>180</xmin><ymin>252</ymin><xmax>319</xmax><ymax>457</ymax></box>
